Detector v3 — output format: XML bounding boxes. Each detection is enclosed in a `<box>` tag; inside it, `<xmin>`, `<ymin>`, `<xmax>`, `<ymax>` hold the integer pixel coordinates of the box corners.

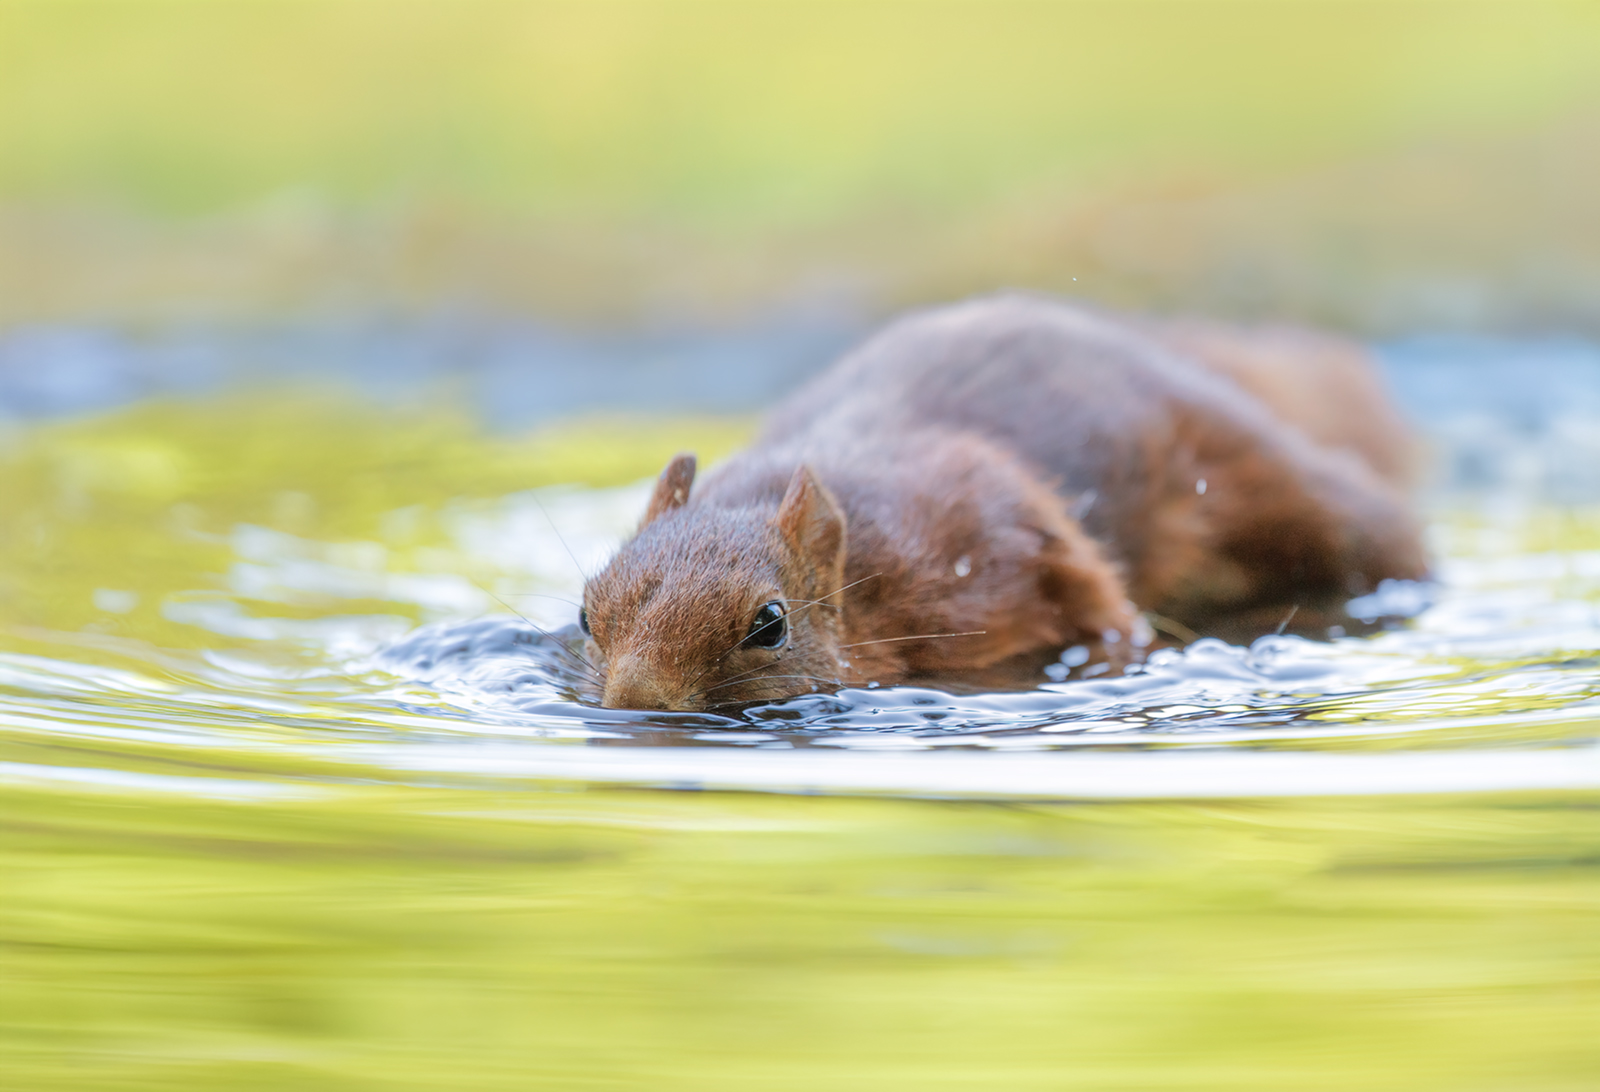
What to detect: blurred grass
<box><xmin>3</xmin><ymin>782</ymin><xmax>1597</xmax><ymax>1090</ymax></box>
<box><xmin>3</xmin><ymin>0</ymin><xmax>1597</xmax><ymax>222</ymax></box>
<box><xmin>2</xmin><ymin>1</ymin><xmax>1599</xmax><ymax>329</ymax></box>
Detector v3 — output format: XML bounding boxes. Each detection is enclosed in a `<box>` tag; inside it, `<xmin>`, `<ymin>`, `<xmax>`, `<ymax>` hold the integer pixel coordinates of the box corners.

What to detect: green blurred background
<box><xmin>3</xmin><ymin>0</ymin><xmax>1599</xmax><ymax>331</ymax></box>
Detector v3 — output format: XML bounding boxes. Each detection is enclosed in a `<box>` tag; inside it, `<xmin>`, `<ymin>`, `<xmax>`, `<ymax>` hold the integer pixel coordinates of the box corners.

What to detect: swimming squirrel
<box><xmin>579</xmin><ymin>294</ymin><xmax>1428</xmax><ymax>711</ymax></box>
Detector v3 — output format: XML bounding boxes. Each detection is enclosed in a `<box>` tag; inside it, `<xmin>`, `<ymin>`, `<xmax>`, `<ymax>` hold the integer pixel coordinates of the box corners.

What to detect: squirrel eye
<box><xmin>742</xmin><ymin>601</ymin><xmax>787</xmax><ymax>650</ymax></box>
<box><xmin>578</xmin><ymin>608</ymin><xmax>591</xmax><ymax>636</ymax></box>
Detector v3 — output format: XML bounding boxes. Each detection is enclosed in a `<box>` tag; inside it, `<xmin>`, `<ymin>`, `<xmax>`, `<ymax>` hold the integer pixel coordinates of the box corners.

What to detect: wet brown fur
<box><xmin>582</xmin><ymin>294</ymin><xmax>1429</xmax><ymax>711</ymax></box>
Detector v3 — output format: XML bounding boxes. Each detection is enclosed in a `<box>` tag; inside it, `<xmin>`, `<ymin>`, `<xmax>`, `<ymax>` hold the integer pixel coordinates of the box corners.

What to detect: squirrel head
<box><xmin>581</xmin><ymin>454</ymin><xmax>850</xmax><ymax>711</ymax></box>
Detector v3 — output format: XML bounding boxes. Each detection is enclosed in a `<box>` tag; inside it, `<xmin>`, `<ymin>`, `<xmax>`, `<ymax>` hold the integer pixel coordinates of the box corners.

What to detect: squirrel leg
<box><xmin>1146</xmin><ymin>411</ymin><xmax>1429</xmax><ymax>630</ymax></box>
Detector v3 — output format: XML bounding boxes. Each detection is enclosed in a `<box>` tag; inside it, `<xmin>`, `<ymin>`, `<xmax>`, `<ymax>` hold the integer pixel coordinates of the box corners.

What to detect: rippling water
<box><xmin>6</xmin><ymin>492</ymin><xmax>1598</xmax><ymax>799</ymax></box>
<box><xmin>2</xmin><ymin>330</ymin><xmax>1597</xmax><ymax>1088</ymax></box>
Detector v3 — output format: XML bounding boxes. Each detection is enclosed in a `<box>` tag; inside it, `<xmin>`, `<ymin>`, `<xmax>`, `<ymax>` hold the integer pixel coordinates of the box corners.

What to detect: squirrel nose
<box><xmin>601</xmin><ymin>653</ymin><xmax>697</xmax><ymax>712</ymax></box>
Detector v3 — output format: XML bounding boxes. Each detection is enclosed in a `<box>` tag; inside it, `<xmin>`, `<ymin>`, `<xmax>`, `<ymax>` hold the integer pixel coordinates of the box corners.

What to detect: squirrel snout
<box><xmin>600</xmin><ymin>652</ymin><xmax>697</xmax><ymax>712</ymax></box>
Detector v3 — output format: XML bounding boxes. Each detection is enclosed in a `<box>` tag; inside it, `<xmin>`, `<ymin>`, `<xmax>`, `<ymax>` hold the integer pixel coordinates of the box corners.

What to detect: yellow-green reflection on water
<box><xmin>5</xmin><ymin>785</ymin><xmax>1597</xmax><ymax>1090</ymax></box>
<box><xmin>1</xmin><ymin>391</ymin><xmax>751</xmax><ymax>645</ymax></box>
<box><xmin>2</xmin><ymin>391</ymin><xmax>1598</xmax><ymax>1088</ymax></box>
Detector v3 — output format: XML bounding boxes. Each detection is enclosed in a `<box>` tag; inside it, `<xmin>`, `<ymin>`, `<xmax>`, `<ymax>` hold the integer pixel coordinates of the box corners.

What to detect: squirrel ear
<box><xmin>776</xmin><ymin>464</ymin><xmax>846</xmax><ymax>574</ymax></box>
<box><xmin>640</xmin><ymin>453</ymin><xmax>696</xmax><ymax>529</ymax></box>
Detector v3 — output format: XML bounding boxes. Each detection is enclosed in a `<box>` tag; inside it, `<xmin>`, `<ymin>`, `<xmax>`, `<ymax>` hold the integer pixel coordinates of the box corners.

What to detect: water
<box><xmin>2</xmin><ymin>326</ymin><xmax>1598</xmax><ymax>1089</ymax></box>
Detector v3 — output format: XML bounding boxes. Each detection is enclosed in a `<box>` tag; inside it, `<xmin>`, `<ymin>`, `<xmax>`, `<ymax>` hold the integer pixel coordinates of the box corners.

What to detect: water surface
<box><xmin>2</xmin><ymin>330</ymin><xmax>1597</xmax><ymax>1089</ymax></box>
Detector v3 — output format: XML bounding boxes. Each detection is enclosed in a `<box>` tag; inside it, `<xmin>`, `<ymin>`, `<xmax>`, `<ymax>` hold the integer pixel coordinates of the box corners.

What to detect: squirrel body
<box><xmin>581</xmin><ymin>294</ymin><xmax>1428</xmax><ymax>711</ymax></box>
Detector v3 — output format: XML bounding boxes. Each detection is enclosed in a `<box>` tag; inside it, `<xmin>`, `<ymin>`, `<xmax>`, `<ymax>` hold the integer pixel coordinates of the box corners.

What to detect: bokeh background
<box><xmin>4</xmin><ymin>0</ymin><xmax>1600</xmax><ymax>359</ymax></box>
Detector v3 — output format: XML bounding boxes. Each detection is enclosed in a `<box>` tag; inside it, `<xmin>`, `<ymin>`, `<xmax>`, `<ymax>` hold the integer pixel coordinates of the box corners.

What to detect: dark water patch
<box><xmin>0</xmin><ymin>307</ymin><xmax>860</xmax><ymax>429</ymax></box>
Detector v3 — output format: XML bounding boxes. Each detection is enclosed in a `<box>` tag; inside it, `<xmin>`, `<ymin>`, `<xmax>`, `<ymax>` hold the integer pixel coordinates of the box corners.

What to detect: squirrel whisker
<box><xmin>501</xmin><ymin>592</ymin><xmax>584</xmax><ymax>610</ymax></box>
<box><xmin>1143</xmin><ymin>612</ymin><xmax>1200</xmax><ymax>643</ymax></box>
<box><xmin>686</xmin><ymin>656</ymin><xmax>812</xmax><ymax>697</ymax></box>
<box><xmin>836</xmin><ymin>630</ymin><xmax>987</xmax><ymax>649</ymax></box>
<box><xmin>682</xmin><ymin>572</ymin><xmax>887</xmax><ymax>695</ymax></box>
<box><xmin>476</xmin><ymin>582</ymin><xmax>605</xmax><ymax>684</ymax></box>
<box><xmin>528</xmin><ymin>493</ymin><xmax>591</xmax><ymax>582</ymax></box>
<box><xmin>697</xmin><ymin>673</ymin><xmax>842</xmax><ymax>699</ymax></box>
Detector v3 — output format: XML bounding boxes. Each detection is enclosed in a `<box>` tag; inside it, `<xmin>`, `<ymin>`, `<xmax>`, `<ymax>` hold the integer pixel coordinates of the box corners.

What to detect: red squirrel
<box><xmin>579</xmin><ymin>294</ymin><xmax>1428</xmax><ymax>711</ymax></box>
